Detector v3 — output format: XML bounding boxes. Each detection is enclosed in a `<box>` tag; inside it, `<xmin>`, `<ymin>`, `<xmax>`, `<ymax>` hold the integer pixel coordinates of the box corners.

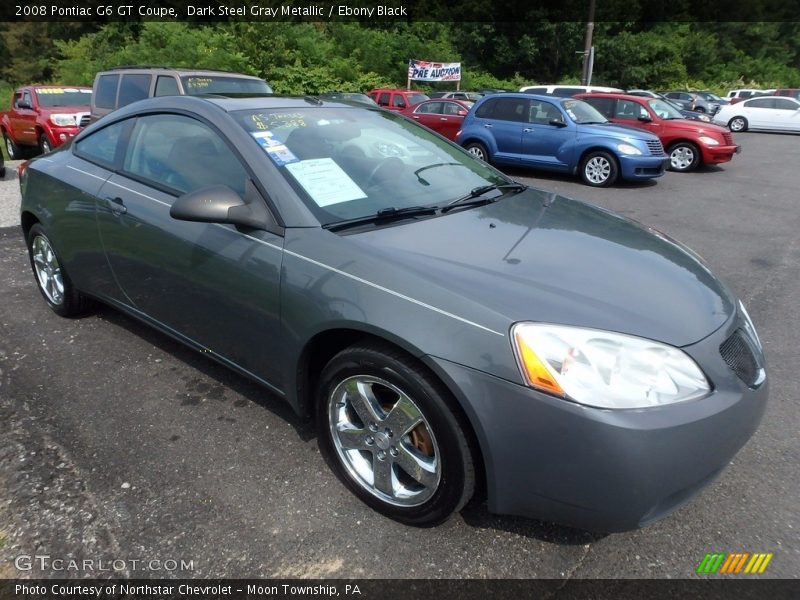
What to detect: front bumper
<box><xmin>618</xmin><ymin>155</ymin><xmax>669</xmax><ymax>180</ymax></box>
<box><xmin>45</xmin><ymin>125</ymin><xmax>82</xmax><ymax>147</ymax></box>
<box><xmin>429</xmin><ymin>313</ymin><xmax>767</xmax><ymax>532</ymax></box>
<box><xmin>701</xmin><ymin>144</ymin><xmax>740</xmax><ymax>165</ymax></box>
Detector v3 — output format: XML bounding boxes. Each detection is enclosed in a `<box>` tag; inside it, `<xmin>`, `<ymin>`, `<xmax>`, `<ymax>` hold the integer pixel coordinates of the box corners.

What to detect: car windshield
<box><xmin>561</xmin><ymin>99</ymin><xmax>607</xmax><ymax>123</ymax></box>
<box><xmin>232</xmin><ymin>106</ymin><xmax>506</xmax><ymax>226</ymax></box>
<box><xmin>181</xmin><ymin>76</ymin><xmax>272</xmax><ymax>95</ymax></box>
<box><xmin>647</xmin><ymin>99</ymin><xmax>684</xmax><ymax>119</ymax></box>
<box><xmin>35</xmin><ymin>88</ymin><xmax>91</xmax><ymax>107</ymax></box>
<box><xmin>321</xmin><ymin>93</ymin><xmax>377</xmax><ymax>106</ymax></box>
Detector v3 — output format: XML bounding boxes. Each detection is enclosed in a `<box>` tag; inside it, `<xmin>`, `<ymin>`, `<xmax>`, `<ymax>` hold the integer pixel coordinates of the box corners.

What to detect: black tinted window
<box><xmin>123</xmin><ymin>114</ymin><xmax>247</xmax><ymax>198</ymax></box>
<box><xmin>523</xmin><ymin>87</ymin><xmax>547</xmax><ymax>95</ymax></box>
<box><xmin>614</xmin><ymin>99</ymin><xmax>646</xmax><ymax>119</ymax></box>
<box><xmin>118</xmin><ymin>74</ymin><xmax>151</xmax><ymax>107</ymax></box>
<box><xmin>74</xmin><ymin>120</ymin><xmax>128</xmax><ymax>168</ymax></box>
<box><xmin>154</xmin><ymin>76</ymin><xmax>180</xmax><ymax>97</ymax></box>
<box><xmin>552</xmin><ymin>88</ymin><xmax>582</xmax><ymax>97</ymax></box>
<box><xmin>482</xmin><ymin>98</ymin><xmax>529</xmax><ymax>122</ymax></box>
<box><xmin>582</xmin><ymin>97</ymin><xmax>615</xmax><ymax>117</ymax></box>
<box><xmin>774</xmin><ymin>99</ymin><xmax>799</xmax><ymax>110</ymax></box>
<box><xmin>745</xmin><ymin>98</ymin><xmax>774</xmax><ymax>108</ymax></box>
<box><xmin>95</xmin><ymin>75</ymin><xmax>119</xmax><ymax>109</ymax></box>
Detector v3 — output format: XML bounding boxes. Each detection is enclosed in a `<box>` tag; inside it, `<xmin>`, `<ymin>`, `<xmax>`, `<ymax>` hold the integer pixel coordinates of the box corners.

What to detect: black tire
<box><xmin>728</xmin><ymin>116</ymin><xmax>748</xmax><ymax>132</ymax></box>
<box><xmin>667</xmin><ymin>141</ymin><xmax>701</xmax><ymax>172</ymax></box>
<box><xmin>464</xmin><ymin>141</ymin><xmax>490</xmax><ymax>164</ymax></box>
<box><xmin>317</xmin><ymin>342</ymin><xmax>475</xmax><ymax>526</ymax></box>
<box><xmin>39</xmin><ymin>134</ymin><xmax>52</xmax><ymax>155</ymax></box>
<box><xmin>580</xmin><ymin>150</ymin><xmax>619</xmax><ymax>187</ymax></box>
<box><xmin>694</xmin><ymin>106</ymin><xmax>706</xmax><ymax>113</ymax></box>
<box><xmin>26</xmin><ymin>223</ymin><xmax>97</xmax><ymax>318</ymax></box>
<box><xmin>4</xmin><ymin>133</ymin><xmax>22</xmax><ymax>160</ymax></box>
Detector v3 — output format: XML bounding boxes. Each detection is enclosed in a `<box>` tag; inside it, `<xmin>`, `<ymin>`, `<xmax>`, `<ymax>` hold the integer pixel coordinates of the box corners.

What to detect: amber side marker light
<box><xmin>514</xmin><ymin>331</ymin><xmax>565</xmax><ymax>397</ymax></box>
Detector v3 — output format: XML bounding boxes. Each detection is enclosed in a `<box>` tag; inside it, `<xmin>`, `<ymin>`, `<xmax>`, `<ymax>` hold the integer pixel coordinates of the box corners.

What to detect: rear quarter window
<box><xmin>74</xmin><ymin>120</ymin><xmax>129</xmax><ymax>169</ymax></box>
<box><xmin>94</xmin><ymin>75</ymin><xmax>119</xmax><ymax>109</ymax></box>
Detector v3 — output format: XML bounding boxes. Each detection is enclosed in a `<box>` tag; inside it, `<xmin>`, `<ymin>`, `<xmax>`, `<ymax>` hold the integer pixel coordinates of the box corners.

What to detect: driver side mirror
<box><xmin>170</xmin><ymin>182</ymin><xmax>279</xmax><ymax>231</ymax></box>
<box><xmin>17</xmin><ymin>100</ymin><xmax>32</xmax><ymax>109</ymax></box>
<box><xmin>637</xmin><ymin>114</ymin><xmax>652</xmax><ymax>122</ymax></box>
<box><xmin>549</xmin><ymin>118</ymin><xmax>567</xmax><ymax>127</ymax></box>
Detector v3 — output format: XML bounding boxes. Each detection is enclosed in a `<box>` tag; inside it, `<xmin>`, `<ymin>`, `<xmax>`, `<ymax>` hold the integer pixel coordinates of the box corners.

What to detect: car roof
<box><xmin>576</xmin><ymin>92</ymin><xmax>651</xmax><ymax>102</ymax></box>
<box><xmin>97</xmin><ymin>67</ymin><xmax>263</xmax><ymax>80</ymax></box>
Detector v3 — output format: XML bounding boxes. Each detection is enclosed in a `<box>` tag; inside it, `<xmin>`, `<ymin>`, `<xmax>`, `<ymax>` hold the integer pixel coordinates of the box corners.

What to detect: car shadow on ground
<box><xmin>96</xmin><ymin>306</ymin><xmax>315</xmax><ymax>442</ymax></box>
<box><xmin>96</xmin><ymin>304</ymin><xmax>610</xmax><ymax>545</ymax></box>
<box><xmin>501</xmin><ymin>167</ymin><xmax>660</xmax><ymax>189</ymax></box>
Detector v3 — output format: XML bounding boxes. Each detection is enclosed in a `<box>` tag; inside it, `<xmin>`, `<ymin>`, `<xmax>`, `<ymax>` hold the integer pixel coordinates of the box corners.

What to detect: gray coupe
<box><xmin>19</xmin><ymin>95</ymin><xmax>767</xmax><ymax>531</ymax></box>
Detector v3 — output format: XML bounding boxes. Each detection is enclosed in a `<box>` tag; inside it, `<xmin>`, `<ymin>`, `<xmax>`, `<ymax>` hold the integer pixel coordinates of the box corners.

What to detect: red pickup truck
<box><xmin>1</xmin><ymin>85</ymin><xmax>91</xmax><ymax>158</ymax></box>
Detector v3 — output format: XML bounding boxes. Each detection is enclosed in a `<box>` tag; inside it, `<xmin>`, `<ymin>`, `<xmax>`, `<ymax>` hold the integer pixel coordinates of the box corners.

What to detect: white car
<box><xmin>519</xmin><ymin>84</ymin><xmax>622</xmax><ymax>97</ymax></box>
<box><xmin>714</xmin><ymin>96</ymin><xmax>800</xmax><ymax>133</ymax></box>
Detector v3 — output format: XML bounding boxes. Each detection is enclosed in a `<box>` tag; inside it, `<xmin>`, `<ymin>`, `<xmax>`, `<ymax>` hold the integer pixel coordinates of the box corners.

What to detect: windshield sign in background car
<box><xmin>19</xmin><ymin>94</ymin><xmax>767</xmax><ymax>532</ymax></box>
<box><xmin>1</xmin><ymin>86</ymin><xmax>91</xmax><ymax>157</ymax></box>
<box><xmin>576</xmin><ymin>93</ymin><xmax>739</xmax><ymax>172</ymax></box>
<box><xmin>457</xmin><ymin>93</ymin><xmax>669</xmax><ymax>186</ymax></box>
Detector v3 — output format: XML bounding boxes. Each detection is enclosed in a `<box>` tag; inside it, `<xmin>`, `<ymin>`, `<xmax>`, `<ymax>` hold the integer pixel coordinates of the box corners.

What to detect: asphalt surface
<box><xmin>0</xmin><ymin>134</ymin><xmax>797</xmax><ymax>579</ymax></box>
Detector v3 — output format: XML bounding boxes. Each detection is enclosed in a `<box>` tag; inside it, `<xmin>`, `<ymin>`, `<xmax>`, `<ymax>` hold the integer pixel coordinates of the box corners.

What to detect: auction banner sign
<box><xmin>407</xmin><ymin>59</ymin><xmax>462</xmax><ymax>82</ymax></box>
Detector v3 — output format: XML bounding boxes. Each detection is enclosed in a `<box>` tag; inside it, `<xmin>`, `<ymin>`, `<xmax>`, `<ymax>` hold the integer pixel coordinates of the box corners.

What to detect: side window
<box><xmin>740</xmin><ymin>91</ymin><xmax>753</xmax><ymax>99</ymax></box>
<box><xmin>13</xmin><ymin>92</ymin><xmax>23</xmax><ymax>108</ymax></box>
<box><xmin>377</xmin><ymin>93</ymin><xmax>390</xmax><ymax>106</ymax></box>
<box><xmin>528</xmin><ymin>100</ymin><xmax>560</xmax><ymax>124</ymax></box>
<box><xmin>553</xmin><ymin>87</ymin><xmax>582</xmax><ymax>97</ymax></box>
<box><xmin>774</xmin><ymin>99</ymin><xmax>799</xmax><ymax>110</ymax></box>
<box><xmin>95</xmin><ymin>75</ymin><xmax>119</xmax><ymax>109</ymax></box>
<box><xmin>23</xmin><ymin>91</ymin><xmax>33</xmax><ymax>107</ymax></box>
<box><xmin>443</xmin><ymin>102</ymin><xmax>463</xmax><ymax>115</ymax></box>
<box><xmin>582</xmin><ymin>97</ymin><xmax>614</xmax><ymax>118</ymax></box>
<box><xmin>491</xmin><ymin>98</ymin><xmax>530</xmax><ymax>122</ymax></box>
<box><xmin>122</xmin><ymin>114</ymin><xmax>248</xmax><ymax>199</ymax></box>
<box><xmin>475</xmin><ymin>98</ymin><xmax>497</xmax><ymax>118</ymax></box>
<box><xmin>746</xmin><ymin>98</ymin><xmax>773</xmax><ymax>109</ymax></box>
<box><xmin>523</xmin><ymin>87</ymin><xmax>547</xmax><ymax>95</ymax></box>
<box><xmin>117</xmin><ymin>74</ymin><xmax>152</xmax><ymax>107</ymax></box>
<box><xmin>614</xmin><ymin>99</ymin><xmax>642</xmax><ymax>119</ymax></box>
<box><xmin>392</xmin><ymin>95</ymin><xmax>406</xmax><ymax>108</ymax></box>
<box><xmin>154</xmin><ymin>76</ymin><xmax>180</xmax><ymax>97</ymax></box>
<box><xmin>74</xmin><ymin>120</ymin><xmax>129</xmax><ymax>168</ymax></box>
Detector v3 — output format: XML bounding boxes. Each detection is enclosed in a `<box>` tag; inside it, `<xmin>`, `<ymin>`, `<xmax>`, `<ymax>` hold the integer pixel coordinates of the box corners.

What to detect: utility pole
<box><xmin>581</xmin><ymin>0</ymin><xmax>596</xmax><ymax>85</ymax></box>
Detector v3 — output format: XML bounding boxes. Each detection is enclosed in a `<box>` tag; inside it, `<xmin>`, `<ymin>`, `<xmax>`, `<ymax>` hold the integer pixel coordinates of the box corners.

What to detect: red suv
<box><xmin>576</xmin><ymin>93</ymin><xmax>739</xmax><ymax>172</ymax></box>
<box><xmin>368</xmin><ymin>88</ymin><xmax>429</xmax><ymax>111</ymax></box>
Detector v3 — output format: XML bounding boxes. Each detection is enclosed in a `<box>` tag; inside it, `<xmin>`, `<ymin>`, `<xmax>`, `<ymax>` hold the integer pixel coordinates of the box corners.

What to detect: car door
<box><xmin>771</xmin><ymin>98</ymin><xmax>800</xmax><ymax>131</ymax></box>
<box><xmin>439</xmin><ymin>101</ymin><xmax>468</xmax><ymax>140</ymax></box>
<box><xmin>12</xmin><ymin>89</ymin><xmax>38</xmax><ymax>146</ymax></box>
<box><xmin>609</xmin><ymin>98</ymin><xmax>662</xmax><ymax>136</ymax></box>
<box><xmin>409</xmin><ymin>101</ymin><xmax>444</xmax><ymax>132</ymax></box>
<box><xmin>94</xmin><ymin>112</ymin><xmax>286</xmax><ymax>387</ymax></box>
<box><xmin>521</xmin><ymin>98</ymin><xmax>571</xmax><ymax>169</ymax></box>
<box><xmin>742</xmin><ymin>98</ymin><xmax>772</xmax><ymax>128</ymax></box>
<box><xmin>481</xmin><ymin>97</ymin><xmax>529</xmax><ymax>162</ymax></box>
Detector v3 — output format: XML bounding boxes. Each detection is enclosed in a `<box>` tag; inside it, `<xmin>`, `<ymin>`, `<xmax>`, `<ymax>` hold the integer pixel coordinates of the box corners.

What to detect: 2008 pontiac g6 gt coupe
<box><xmin>19</xmin><ymin>95</ymin><xmax>767</xmax><ymax>531</ymax></box>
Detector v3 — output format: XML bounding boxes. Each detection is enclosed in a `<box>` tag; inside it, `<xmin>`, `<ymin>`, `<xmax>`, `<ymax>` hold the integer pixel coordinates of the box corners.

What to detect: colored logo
<box><xmin>696</xmin><ymin>552</ymin><xmax>773</xmax><ymax>574</ymax></box>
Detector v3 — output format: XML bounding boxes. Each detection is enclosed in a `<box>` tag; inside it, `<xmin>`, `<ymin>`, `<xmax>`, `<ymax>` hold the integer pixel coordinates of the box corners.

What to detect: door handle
<box><xmin>105</xmin><ymin>196</ymin><xmax>127</xmax><ymax>215</ymax></box>
<box><xmin>523</xmin><ymin>128</ymin><xmax>533</xmax><ymax>132</ymax></box>
<box><xmin>413</xmin><ymin>116</ymin><xmax>420</xmax><ymax>119</ymax></box>
<box><xmin>483</xmin><ymin>124</ymin><xmax>493</xmax><ymax>128</ymax></box>
<box><xmin>440</xmin><ymin>117</ymin><xmax>448</xmax><ymax>121</ymax></box>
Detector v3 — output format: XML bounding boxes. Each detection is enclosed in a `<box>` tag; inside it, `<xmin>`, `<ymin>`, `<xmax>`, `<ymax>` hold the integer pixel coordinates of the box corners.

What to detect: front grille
<box><xmin>645</xmin><ymin>139</ymin><xmax>665</xmax><ymax>156</ymax></box>
<box><xmin>78</xmin><ymin>114</ymin><xmax>91</xmax><ymax>128</ymax></box>
<box><xmin>719</xmin><ymin>329</ymin><xmax>760</xmax><ymax>386</ymax></box>
<box><xmin>722</xmin><ymin>132</ymin><xmax>734</xmax><ymax>146</ymax></box>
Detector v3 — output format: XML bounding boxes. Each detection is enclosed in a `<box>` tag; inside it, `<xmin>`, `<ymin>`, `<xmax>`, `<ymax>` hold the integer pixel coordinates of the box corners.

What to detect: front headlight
<box><xmin>698</xmin><ymin>114</ymin><xmax>712</xmax><ymax>122</ymax></box>
<box><xmin>49</xmin><ymin>113</ymin><xmax>78</xmax><ymax>126</ymax></box>
<box><xmin>617</xmin><ymin>143</ymin><xmax>642</xmax><ymax>155</ymax></box>
<box><xmin>511</xmin><ymin>323</ymin><xmax>710</xmax><ymax>409</ymax></box>
<box><xmin>698</xmin><ymin>135</ymin><xmax>719</xmax><ymax>145</ymax></box>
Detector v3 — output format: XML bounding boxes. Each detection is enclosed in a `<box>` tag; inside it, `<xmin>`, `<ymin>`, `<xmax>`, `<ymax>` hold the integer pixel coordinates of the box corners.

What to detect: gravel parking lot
<box><xmin>0</xmin><ymin>133</ymin><xmax>797</xmax><ymax>579</ymax></box>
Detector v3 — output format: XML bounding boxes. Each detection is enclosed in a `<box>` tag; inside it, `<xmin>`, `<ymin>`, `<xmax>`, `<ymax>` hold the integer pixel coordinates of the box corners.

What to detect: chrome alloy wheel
<box><xmin>32</xmin><ymin>235</ymin><xmax>64</xmax><ymax>305</ymax></box>
<box><xmin>5</xmin><ymin>137</ymin><xmax>14</xmax><ymax>158</ymax></box>
<box><xmin>584</xmin><ymin>155</ymin><xmax>612</xmax><ymax>184</ymax></box>
<box><xmin>670</xmin><ymin>145</ymin><xmax>695</xmax><ymax>170</ymax></box>
<box><xmin>729</xmin><ymin>117</ymin><xmax>746</xmax><ymax>132</ymax></box>
<box><xmin>329</xmin><ymin>375</ymin><xmax>441</xmax><ymax>507</ymax></box>
<box><xmin>467</xmin><ymin>146</ymin><xmax>486</xmax><ymax>160</ymax></box>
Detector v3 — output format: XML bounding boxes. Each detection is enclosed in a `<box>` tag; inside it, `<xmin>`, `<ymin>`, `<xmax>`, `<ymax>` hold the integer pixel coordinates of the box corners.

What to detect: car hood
<box><xmin>39</xmin><ymin>105</ymin><xmax>90</xmax><ymax>115</ymax></box>
<box><xmin>663</xmin><ymin>119</ymin><xmax>730</xmax><ymax>135</ymax></box>
<box><xmin>575</xmin><ymin>122</ymin><xmax>657</xmax><ymax>140</ymax></box>
<box><xmin>349</xmin><ymin>189</ymin><xmax>735</xmax><ymax>347</ymax></box>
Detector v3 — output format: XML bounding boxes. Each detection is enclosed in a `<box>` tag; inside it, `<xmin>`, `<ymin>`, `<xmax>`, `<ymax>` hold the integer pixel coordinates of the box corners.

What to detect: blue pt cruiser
<box><xmin>457</xmin><ymin>93</ymin><xmax>670</xmax><ymax>186</ymax></box>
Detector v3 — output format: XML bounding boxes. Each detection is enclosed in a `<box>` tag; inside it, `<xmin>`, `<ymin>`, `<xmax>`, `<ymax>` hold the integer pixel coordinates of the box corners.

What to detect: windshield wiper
<box><xmin>442</xmin><ymin>182</ymin><xmax>527</xmax><ymax>213</ymax></box>
<box><xmin>323</xmin><ymin>205</ymin><xmax>439</xmax><ymax>232</ymax></box>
